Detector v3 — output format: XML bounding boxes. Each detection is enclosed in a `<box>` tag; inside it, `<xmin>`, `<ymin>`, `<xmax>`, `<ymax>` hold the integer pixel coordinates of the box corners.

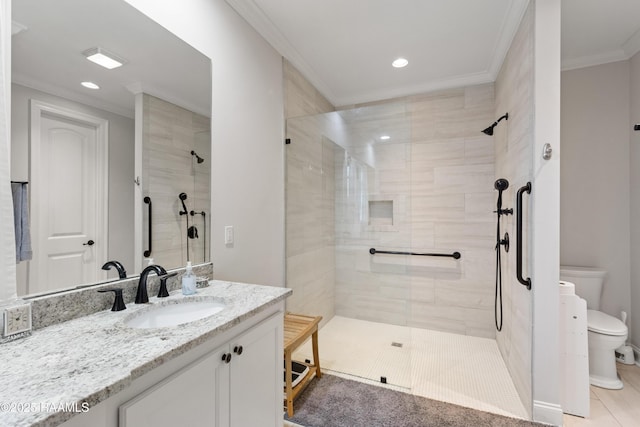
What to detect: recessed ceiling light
<box><xmin>82</xmin><ymin>47</ymin><xmax>125</xmax><ymax>70</ymax></box>
<box><xmin>392</xmin><ymin>58</ymin><xmax>408</xmax><ymax>68</ymax></box>
<box><xmin>81</xmin><ymin>81</ymin><xmax>100</xmax><ymax>90</ymax></box>
<box><xmin>380</xmin><ymin>135</ymin><xmax>391</xmax><ymax>140</ymax></box>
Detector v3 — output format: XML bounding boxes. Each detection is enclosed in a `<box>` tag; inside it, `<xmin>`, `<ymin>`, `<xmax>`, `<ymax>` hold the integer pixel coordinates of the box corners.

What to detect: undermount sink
<box><xmin>125</xmin><ymin>300</ymin><xmax>226</xmax><ymax>329</ymax></box>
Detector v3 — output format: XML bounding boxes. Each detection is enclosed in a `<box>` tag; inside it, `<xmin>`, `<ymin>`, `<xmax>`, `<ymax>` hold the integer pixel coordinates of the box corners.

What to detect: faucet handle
<box><xmin>98</xmin><ymin>288</ymin><xmax>127</xmax><ymax>311</ymax></box>
<box><xmin>157</xmin><ymin>273</ymin><xmax>178</xmax><ymax>298</ymax></box>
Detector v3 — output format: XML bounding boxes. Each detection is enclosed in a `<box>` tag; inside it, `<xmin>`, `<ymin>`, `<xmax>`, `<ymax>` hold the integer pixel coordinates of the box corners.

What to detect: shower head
<box><xmin>494</xmin><ymin>178</ymin><xmax>509</xmax><ymax>192</ymax></box>
<box><xmin>482</xmin><ymin>113</ymin><xmax>509</xmax><ymax>136</ymax></box>
<box><xmin>179</xmin><ymin>193</ymin><xmax>188</xmax><ymax>215</ymax></box>
<box><xmin>482</xmin><ymin>124</ymin><xmax>496</xmax><ymax>136</ymax></box>
<box><xmin>191</xmin><ymin>150</ymin><xmax>205</xmax><ymax>164</ymax></box>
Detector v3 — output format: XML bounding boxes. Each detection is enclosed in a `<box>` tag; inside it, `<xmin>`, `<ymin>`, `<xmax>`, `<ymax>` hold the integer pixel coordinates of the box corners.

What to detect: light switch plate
<box><xmin>1</xmin><ymin>300</ymin><xmax>32</xmax><ymax>342</ymax></box>
<box><xmin>224</xmin><ymin>225</ymin><xmax>234</xmax><ymax>245</ymax></box>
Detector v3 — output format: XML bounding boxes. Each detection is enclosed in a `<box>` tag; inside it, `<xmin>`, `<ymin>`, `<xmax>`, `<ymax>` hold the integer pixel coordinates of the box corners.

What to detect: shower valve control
<box><xmin>494</xmin><ymin>208</ymin><xmax>513</xmax><ymax>216</ymax></box>
<box><xmin>499</xmin><ymin>232</ymin><xmax>510</xmax><ymax>252</ymax></box>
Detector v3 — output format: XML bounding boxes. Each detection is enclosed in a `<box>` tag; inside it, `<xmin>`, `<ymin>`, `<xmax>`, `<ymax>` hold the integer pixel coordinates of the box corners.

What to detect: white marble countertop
<box><xmin>0</xmin><ymin>281</ymin><xmax>291</xmax><ymax>427</ymax></box>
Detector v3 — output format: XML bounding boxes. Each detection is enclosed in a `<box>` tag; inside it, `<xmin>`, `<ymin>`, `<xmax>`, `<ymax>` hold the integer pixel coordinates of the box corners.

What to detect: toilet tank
<box><xmin>559</xmin><ymin>266</ymin><xmax>606</xmax><ymax>310</ymax></box>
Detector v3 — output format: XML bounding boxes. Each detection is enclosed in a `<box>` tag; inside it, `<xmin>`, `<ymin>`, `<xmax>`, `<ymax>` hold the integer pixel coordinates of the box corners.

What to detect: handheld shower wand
<box><xmin>179</xmin><ymin>193</ymin><xmax>189</xmax><ymax>216</ymax></box>
<box><xmin>494</xmin><ymin>178</ymin><xmax>512</xmax><ymax>332</ymax></box>
<box><xmin>494</xmin><ymin>178</ymin><xmax>513</xmax><ymax>217</ymax></box>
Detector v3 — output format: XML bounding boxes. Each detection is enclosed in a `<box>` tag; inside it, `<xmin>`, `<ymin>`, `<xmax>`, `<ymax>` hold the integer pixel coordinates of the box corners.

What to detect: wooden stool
<box><xmin>283</xmin><ymin>313</ymin><xmax>322</xmax><ymax>417</ymax></box>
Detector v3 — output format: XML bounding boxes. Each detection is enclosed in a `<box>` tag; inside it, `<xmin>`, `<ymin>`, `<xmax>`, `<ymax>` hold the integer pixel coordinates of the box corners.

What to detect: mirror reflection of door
<box><xmin>29</xmin><ymin>101</ymin><xmax>108</xmax><ymax>294</ymax></box>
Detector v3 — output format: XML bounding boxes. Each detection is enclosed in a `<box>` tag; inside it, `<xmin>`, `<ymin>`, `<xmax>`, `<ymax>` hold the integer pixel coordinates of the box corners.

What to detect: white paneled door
<box><xmin>29</xmin><ymin>101</ymin><xmax>108</xmax><ymax>294</ymax></box>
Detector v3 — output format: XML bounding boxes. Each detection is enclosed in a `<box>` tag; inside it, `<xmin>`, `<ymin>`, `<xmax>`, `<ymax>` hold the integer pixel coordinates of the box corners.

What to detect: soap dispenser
<box><xmin>182</xmin><ymin>261</ymin><xmax>197</xmax><ymax>295</ymax></box>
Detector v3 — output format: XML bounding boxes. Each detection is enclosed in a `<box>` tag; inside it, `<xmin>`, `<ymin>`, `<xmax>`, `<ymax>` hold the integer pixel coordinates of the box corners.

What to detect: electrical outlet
<box><xmin>2</xmin><ymin>301</ymin><xmax>32</xmax><ymax>341</ymax></box>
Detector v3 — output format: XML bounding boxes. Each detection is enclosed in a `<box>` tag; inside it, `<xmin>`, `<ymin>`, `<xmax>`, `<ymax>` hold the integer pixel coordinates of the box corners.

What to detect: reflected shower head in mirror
<box><xmin>191</xmin><ymin>150</ymin><xmax>204</xmax><ymax>164</ymax></box>
<box><xmin>482</xmin><ymin>113</ymin><xmax>509</xmax><ymax>135</ymax></box>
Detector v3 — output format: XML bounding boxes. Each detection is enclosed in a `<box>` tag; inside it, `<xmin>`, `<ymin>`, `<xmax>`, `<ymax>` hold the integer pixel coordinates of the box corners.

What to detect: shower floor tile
<box><xmin>293</xmin><ymin>315</ymin><xmax>528</xmax><ymax>420</ymax></box>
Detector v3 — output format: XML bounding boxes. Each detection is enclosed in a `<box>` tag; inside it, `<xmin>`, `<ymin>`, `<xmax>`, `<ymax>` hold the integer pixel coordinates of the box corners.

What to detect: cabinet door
<box><xmin>229</xmin><ymin>313</ymin><xmax>283</xmax><ymax>427</ymax></box>
<box><xmin>119</xmin><ymin>348</ymin><xmax>230</xmax><ymax>427</ymax></box>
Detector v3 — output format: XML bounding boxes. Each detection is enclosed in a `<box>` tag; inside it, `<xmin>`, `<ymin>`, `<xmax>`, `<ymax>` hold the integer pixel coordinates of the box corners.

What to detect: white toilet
<box><xmin>559</xmin><ymin>266</ymin><xmax>628</xmax><ymax>389</ymax></box>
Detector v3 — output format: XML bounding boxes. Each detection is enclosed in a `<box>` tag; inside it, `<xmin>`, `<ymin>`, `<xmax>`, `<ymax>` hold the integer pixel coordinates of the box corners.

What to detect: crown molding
<box><xmin>225</xmin><ymin>0</ymin><xmax>338</xmax><ymax>104</ymax></box>
<box><xmin>227</xmin><ymin>0</ymin><xmax>530</xmax><ymax>106</ymax></box>
<box><xmin>561</xmin><ymin>49</ymin><xmax>628</xmax><ymax>72</ymax></box>
<box><xmin>333</xmin><ymin>71</ymin><xmax>494</xmax><ymax>108</ymax></box>
<box><xmin>126</xmin><ymin>82</ymin><xmax>210</xmax><ymax>118</ymax></box>
<box><xmin>12</xmin><ymin>75</ymin><xmax>134</xmax><ymax>119</ymax></box>
<box><xmin>487</xmin><ymin>0</ymin><xmax>530</xmax><ymax>80</ymax></box>
<box><xmin>622</xmin><ymin>27</ymin><xmax>640</xmax><ymax>59</ymax></box>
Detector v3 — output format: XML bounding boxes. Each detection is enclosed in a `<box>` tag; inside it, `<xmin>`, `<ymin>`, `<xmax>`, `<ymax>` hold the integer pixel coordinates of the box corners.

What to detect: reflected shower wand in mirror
<box><xmin>191</xmin><ymin>210</ymin><xmax>207</xmax><ymax>262</ymax></box>
<box><xmin>179</xmin><ymin>193</ymin><xmax>191</xmax><ymax>261</ymax></box>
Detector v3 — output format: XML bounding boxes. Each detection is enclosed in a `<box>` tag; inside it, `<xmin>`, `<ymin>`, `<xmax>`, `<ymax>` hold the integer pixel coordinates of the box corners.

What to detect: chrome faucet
<box><xmin>101</xmin><ymin>260</ymin><xmax>127</xmax><ymax>279</ymax></box>
<box><xmin>136</xmin><ymin>265</ymin><xmax>167</xmax><ymax>304</ymax></box>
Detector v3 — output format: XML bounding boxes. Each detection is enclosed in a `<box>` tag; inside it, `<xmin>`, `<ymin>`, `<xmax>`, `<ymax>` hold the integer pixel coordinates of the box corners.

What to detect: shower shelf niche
<box><xmin>369</xmin><ymin>200</ymin><xmax>393</xmax><ymax>225</ymax></box>
<box><xmin>367</xmin><ymin>194</ymin><xmax>402</xmax><ymax>232</ymax></box>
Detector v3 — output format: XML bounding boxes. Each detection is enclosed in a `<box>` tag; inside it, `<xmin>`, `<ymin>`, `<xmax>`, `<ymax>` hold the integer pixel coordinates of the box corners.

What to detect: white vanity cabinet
<box><xmin>227</xmin><ymin>311</ymin><xmax>282</xmax><ymax>427</ymax></box>
<box><xmin>119</xmin><ymin>347</ymin><xmax>229</xmax><ymax>426</ymax></box>
<box><xmin>60</xmin><ymin>307</ymin><xmax>284</xmax><ymax>427</ymax></box>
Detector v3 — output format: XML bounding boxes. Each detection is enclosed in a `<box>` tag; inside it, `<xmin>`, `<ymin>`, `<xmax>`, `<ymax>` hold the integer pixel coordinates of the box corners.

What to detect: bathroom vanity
<box><xmin>0</xmin><ymin>281</ymin><xmax>291</xmax><ymax>427</ymax></box>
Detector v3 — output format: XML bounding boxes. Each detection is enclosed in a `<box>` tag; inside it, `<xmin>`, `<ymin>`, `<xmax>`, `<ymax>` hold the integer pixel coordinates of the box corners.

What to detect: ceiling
<box><xmin>227</xmin><ymin>0</ymin><xmax>640</xmax><ymax>107</ymax></box>
<box><xmin>11</xmin><ymin>1</ymin><xmax>640</xmax><ymax>114</ymax></box>
<box><xmin>11</xmin><ymin>0</ymin><xmax>211</xmax><ymax>119</ymax></box>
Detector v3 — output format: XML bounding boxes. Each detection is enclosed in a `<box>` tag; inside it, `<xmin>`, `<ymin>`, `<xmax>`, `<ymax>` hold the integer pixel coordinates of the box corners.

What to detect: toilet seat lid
<box><xmin>587</xmin><ymin>310</ymin><xmax>628</xmax><ymax>336</ymax></box>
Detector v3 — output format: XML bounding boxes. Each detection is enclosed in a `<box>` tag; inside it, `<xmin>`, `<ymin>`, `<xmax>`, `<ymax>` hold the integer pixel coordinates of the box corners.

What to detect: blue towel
<box><xmin>11</xmin><ymin>182</ymin><xmax>32</xmax><ymax>262</ymax></box>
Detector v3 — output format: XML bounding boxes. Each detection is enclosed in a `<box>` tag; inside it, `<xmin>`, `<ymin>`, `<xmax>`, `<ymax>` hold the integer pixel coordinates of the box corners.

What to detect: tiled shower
<box><xmin>286</xmin><ymin>84</ymin><xmax>497</xmax><ymax>337</ymax></box>
<box><xmin>284</xmin><ymin>1</ymin><xmax>536</xmax><ymax>414</ymax></box>
<box><xmin>142</xmin><ymin>94</ymin><xmax>211</xmax><ymax>268</ymax></box>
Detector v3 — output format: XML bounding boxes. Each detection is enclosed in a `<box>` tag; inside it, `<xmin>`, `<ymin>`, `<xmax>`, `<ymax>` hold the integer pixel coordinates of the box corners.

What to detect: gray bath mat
<box><xmin>285</xmin><ymin>374</ymin><xmax>547</xmax><ymax>427</ymax></box>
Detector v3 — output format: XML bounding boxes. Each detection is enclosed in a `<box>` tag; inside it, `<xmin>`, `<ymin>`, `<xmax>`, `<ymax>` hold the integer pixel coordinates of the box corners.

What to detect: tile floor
<box><xmin>287</xmin><ymin>315</ymin><xmax>640</xmax><ymax>427</ymax></box>
<box><xmin>563</xmin><ymin>363</ymin><xmax>640</xmax><ymax>427</ymax></box>
<box><xmin>292</xmin><ymin>316</ymin><xmax>528</xmax><ymax>420</ymax></box>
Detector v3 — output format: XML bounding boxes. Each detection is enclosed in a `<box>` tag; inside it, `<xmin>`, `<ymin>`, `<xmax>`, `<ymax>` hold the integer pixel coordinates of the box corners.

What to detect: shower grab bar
<box><xmin>369</xmin><ymin>248</ymin><xmax>461</xmax><ymax>259</ymax></box>
<box><xmin>516</xmin><ymin>182</ymin><xmax>532</xmax><ymax>290</ymax></box>
<box><xmin>144</xmin><ymin>196</ymin><xmax>152</xmax><ymax>257</ymax></box>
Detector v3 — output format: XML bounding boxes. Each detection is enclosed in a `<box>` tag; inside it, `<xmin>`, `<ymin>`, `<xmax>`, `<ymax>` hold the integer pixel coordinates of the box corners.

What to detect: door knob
<box><xmin>83</xmin><ymin>240</ymin><xmax>95</xmax><ymax>246</ymax></box>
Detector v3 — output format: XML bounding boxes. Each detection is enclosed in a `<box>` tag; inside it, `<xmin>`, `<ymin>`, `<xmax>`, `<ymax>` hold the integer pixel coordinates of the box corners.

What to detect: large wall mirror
<box><xmin>11</xmin><ymin>0</ymin><xmax>211</xmax><ymax>297</ymax></box>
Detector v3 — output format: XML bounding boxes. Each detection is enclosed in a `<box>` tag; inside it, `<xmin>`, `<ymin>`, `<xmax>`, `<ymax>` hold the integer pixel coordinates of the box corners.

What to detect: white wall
<box><xmin>629</xmin><ymin>52</ymin><xmax>640</xmax><ymax>353</ymax></box>
<box><xmin>531</xmin><ymin>0</ymin><xmax>561</xmax><ymax>423</ymax></box>
<box><xmin>0</xmin><ymin>0</ymin><xmax>16</xmax><ymax>301</ymax></box>
<box><xmin>560</xmin><ymin>61</ymin><xmax>631</xmax><ymax>320</ymax></box>
<box><xmin>124</xmin><ymin>0</ymin><xmax>285</xmax><ymax>286</ymax></box>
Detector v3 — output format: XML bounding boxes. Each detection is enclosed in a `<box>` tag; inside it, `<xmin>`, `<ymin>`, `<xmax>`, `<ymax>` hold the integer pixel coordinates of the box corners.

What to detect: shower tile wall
<box><xmin>142</xmin><ymin>94</ymin><xmax>211</xmax><ymax>268</ymax></box>
<box><xmin>284</xmin><ymin>59</ymin><xmax>337</xmax><ymax>325</ymax></box>
<box><xmin>335</xmin><ymin>85</ymin><xmax>497</xmax><ymax>338</ymax></box>
<box><xmin>494</xmin><ymin>1</ymin><xmax>535</xmax><ymax>415</ymax></box>
<box><xmin>286</xmin><ymin>136</ymin><xmax>337</xmax><ymax>323</ymax></box>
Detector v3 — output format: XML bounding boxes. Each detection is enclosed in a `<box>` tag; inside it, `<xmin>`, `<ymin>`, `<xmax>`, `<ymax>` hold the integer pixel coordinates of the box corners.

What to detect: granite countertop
<box><xmin>0</xmin><ymin>281</ymin><xmax>291</xmax><ymax>427</ymax></box>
